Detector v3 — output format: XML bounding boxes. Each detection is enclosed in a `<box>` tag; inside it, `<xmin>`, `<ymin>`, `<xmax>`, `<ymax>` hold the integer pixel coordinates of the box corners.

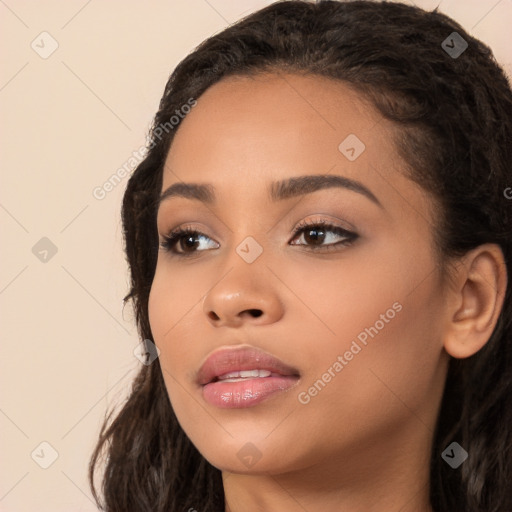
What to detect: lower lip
<box><xmin>202</xmin><ymin>376</ymin><xmax>299</xmax><ymax>408</ymax></box>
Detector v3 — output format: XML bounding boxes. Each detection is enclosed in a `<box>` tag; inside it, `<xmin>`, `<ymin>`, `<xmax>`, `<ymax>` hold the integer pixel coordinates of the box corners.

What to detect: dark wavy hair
<box><xmin>88</xmin><ymin>1</ymin><xmax>512</xmax><ymax>510</ymax></box>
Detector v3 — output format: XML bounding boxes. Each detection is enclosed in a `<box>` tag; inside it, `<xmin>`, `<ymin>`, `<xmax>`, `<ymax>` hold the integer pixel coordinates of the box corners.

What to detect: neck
<box><xmin>224</xmin><ymin>467</ymin><xmax>433</xmax><ymax>512</ymax></box>
<box><xmin>223</xmin><ymin>422</ymin><xmax>435</xmax><ymax>512</ymax></box>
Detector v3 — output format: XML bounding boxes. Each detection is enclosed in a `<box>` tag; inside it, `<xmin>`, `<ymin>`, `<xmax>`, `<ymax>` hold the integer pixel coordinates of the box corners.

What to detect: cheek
<box><xmin>294</xmin><ymin>327</ymin><xmax>433</xmax><ymax>464</ymax></box>
<box><xmin>148</xmin><ymin>261</ymin><xmax>210</xmax><ymax>345</ymax></box>
<box><xmin>294</xmin><ymin>274</ymin><xmax>445</xmax><ymax>450</ymax></box>
<box><xmin>148</xmin><ymin>268</ymin><xmax>172</xmax><ymax>349</ymax></box>
<box><xmin>148</xmin><ymin>266</ymin><xmax>189</xmax><ymax>386</ymax></box>
<box><xmin>290</xmin><ymin>236</ymin><xmax>444</xmax><ymax>409</ymax></box>
<box><xmin>148</xmin><ymin>262</ymin><xmax>210</xmax><ymax>395</ymax></box>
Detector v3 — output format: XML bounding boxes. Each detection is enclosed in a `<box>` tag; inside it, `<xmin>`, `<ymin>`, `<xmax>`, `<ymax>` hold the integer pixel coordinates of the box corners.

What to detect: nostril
<box><xmin>207</xmin><ymin>309</ymin><xmax>263</xmax><ymax>321</ymax></box>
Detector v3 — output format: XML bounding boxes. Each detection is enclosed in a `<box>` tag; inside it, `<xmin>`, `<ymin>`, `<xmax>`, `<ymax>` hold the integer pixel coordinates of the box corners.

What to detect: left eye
<box><xmin>290</xmin><ymin>222</ymin><xmax>357</xmax><ymax>249</ymax></box>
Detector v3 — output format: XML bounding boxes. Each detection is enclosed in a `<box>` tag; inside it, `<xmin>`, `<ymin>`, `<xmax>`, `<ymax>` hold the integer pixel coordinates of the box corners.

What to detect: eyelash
<box><xmin>159</xmin><ymin>219</ymin><xmax>358</xmax><ymax>257</ymax></box>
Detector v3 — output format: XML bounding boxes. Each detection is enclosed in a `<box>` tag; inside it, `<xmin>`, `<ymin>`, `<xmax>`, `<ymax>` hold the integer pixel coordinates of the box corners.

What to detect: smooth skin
<box><xmin>148</xmin><ymin>72</ymin><xmax>507</xmax><ymax>512</ymax></box>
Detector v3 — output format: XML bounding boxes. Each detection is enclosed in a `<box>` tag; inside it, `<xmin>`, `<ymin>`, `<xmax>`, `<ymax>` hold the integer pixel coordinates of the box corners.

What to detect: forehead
<box><xmin>164</xmin><ymin>73</ymin><xmax>385</xmax><ymax>183</ymax></box>
<box><xmin>161</xmin><ymin>72</ymin><xmax>434</xmax><ymax>224</ymax></box>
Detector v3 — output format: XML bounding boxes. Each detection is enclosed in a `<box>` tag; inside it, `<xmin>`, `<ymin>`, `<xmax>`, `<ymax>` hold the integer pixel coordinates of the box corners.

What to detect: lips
<box><xmin>197</xmin><ymin>346</ymin><xmax>300</xmax><ymax>386</ymax></box>
<box><xmin>197</xmin><ymin>346</ymin><xmax>301</xmax><ymax>408</ymax></box>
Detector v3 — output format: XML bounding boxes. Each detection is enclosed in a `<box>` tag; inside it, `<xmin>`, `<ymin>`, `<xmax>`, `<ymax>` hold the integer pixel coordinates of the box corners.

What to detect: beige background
<box><xmin>0</xmin><ymin>1</ymin><xmax>510</xmax><ymax>510</ymax></box>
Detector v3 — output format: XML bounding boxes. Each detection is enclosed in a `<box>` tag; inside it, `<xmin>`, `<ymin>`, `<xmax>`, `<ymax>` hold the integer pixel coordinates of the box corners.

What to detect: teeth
<box><xmin>217</xmin><ymin>369</ymin><xmax>272</xmax><ymax>381</ymax></box>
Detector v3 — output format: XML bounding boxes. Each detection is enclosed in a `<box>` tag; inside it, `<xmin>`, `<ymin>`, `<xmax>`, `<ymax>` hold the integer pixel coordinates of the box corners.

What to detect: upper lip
<box><xmin>197</xmin><ymin>345</ymin><xmax>300</xmax><ymax>385</ymax></box>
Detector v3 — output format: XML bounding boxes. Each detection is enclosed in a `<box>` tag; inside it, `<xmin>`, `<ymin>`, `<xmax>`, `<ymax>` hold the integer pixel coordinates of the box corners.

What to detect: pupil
<box><xmin>305</xmin><ymin>228</ymin><xmax>325</xmax><ymax>245</ymax></box>
<box><xmin>183</xmin><ymin>235</ymin><xmax>199</xmax><ymax>250</ymax></box>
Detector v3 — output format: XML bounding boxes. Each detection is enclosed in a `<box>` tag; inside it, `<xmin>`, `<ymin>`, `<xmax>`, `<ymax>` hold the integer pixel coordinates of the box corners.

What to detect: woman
<box><xmin>89</xmin><ymin>1</ymin><xmax>512</xmax><ymax>511</ymax></box>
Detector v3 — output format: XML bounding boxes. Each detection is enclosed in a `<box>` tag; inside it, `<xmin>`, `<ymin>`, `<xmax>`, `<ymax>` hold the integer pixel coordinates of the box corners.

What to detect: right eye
<box><xmin>159</xmin><ymin>226</ymin><xmax>219</xmax><ymax>256</ymax></box>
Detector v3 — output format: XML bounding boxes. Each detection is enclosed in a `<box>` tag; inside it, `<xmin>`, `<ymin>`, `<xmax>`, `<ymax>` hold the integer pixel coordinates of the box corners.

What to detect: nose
<box><xmin>202</xmin><ymin>266</ymin><xmax>284</xmax><ymax>328</ymax></box>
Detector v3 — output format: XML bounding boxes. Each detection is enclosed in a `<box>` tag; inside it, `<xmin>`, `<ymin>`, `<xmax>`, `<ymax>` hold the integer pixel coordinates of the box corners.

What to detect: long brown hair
<box><xmin>89</xmin><ymin>1</ymin><xmax>512</xmax><ymax>510</ymax></box>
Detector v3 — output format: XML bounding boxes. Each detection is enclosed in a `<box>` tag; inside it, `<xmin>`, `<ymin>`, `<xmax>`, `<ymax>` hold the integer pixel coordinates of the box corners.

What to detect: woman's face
<box><xmin>148</xmin><ymin>73</ymin><xmax>450</xmax><ymax>478</ymax></box>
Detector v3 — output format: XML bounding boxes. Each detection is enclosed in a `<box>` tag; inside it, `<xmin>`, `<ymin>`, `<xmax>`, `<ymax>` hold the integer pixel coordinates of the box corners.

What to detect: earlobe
<box><xmin>443</xmin><ymin>244</ymin><xmax>508</xmax><ymax>359</ymax></box>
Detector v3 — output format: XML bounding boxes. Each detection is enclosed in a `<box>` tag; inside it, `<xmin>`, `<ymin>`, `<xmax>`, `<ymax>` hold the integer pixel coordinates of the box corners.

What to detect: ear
<box><xmin>442</xmin><ymin>243</ymin><xmax>508</xmax><ymax>359</ymax></box>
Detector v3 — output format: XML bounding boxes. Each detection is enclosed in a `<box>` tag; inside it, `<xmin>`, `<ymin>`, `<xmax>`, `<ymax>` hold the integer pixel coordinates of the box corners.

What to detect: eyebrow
<box><xmin>158</xmin><ymin>174</ymin><xmax>383</xmax><ymax>209</ymax></box>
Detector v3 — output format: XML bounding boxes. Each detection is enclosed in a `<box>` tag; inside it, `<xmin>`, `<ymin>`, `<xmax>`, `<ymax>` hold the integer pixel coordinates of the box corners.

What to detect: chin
<box><xmin>195</xmin><ymin>437</ymin><xmax>303</xmax><ymax>476</ymax></box>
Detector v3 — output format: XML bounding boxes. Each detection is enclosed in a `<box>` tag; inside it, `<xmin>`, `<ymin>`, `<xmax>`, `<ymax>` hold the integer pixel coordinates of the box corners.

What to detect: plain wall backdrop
<box><xmin>1</xmin><ymin>0</ymin><xmax>510</xmax><ymax>510</ymax></box>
